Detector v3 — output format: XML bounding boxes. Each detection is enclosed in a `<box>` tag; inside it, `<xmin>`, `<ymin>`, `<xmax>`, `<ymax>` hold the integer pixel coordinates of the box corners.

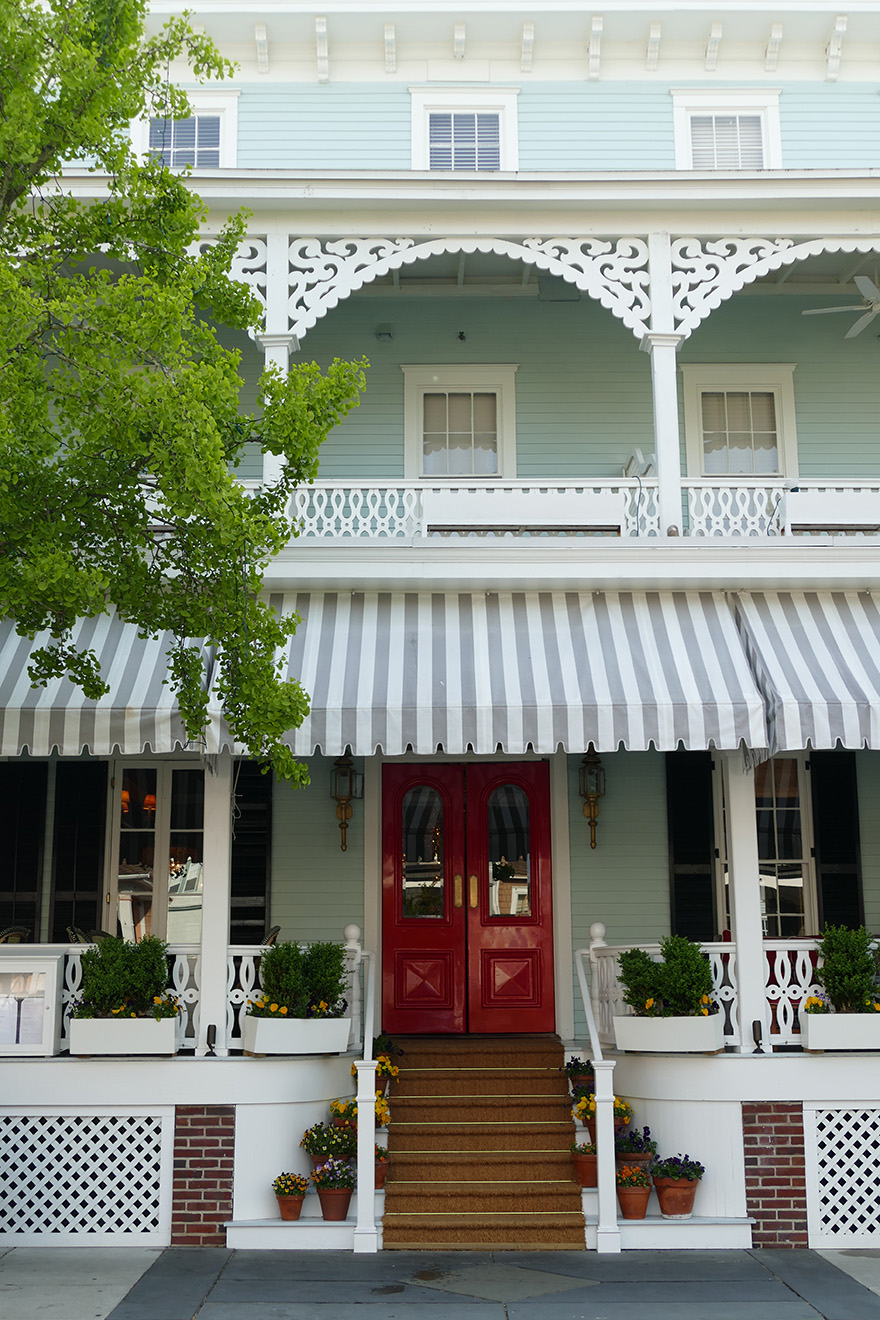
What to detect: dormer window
<box><xmin>411</xmin><ymin>89</ymin><xmax>518</xmax><ymax>171</ymax></box>
<box><xmin>149</xmin><ymin>115</ymin><xmax>221</xmax><ymax>169</ymax></box>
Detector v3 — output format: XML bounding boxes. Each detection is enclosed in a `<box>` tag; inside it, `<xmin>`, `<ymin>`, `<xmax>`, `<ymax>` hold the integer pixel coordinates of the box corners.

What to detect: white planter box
<box><xmin>800</xmin><ymin>1012</ymin><xmax>880</xmax><ymax>1051</ymax></box>
<box><xmin>241</xmin><ymin>1015</ymin><xmax>352</xmax><ymax>1056</ymax></box>
<box><xmin>68</xmin><ymin>1015</ymin><xmax>180</xmax><ymax>1056</ymax></box>
<box><xmin>613</xmin><ymin>1014</ymin><xmax>724</xmax><ymax>1054</ymax></box>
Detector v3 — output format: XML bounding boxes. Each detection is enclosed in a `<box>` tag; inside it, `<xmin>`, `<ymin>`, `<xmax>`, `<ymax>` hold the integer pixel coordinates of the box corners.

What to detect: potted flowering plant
<box><xmin>615</xmin><ymin>1125</ymin><xmax>657</xmax><ymax>1174</ymax></box>
<box><xmin>375</xmin><ymin>1144</ymin><xmax>389</xmax><ymax>1190</ymax></box>
<box><xmin>272</xmin><ymin>1171</ymin><xmax>310</xmax><ymax>1221</ymax></box>
<box><xmin>242</xmin><ymin>940</ymin><xmax>351</xmax><ymax>1055</ymax></box>
<box><xmin>616</xmin><ymin>1164</ymin><xmax>652</xmax><ymax>1219</ymax></box>
<box><xmin>800</xmin><ymin>925</ymin><xmax>880</xmax><ymax>1051</ymax></box>
<box><xmin>311</xmin><ymin>1156</ymin><xmax>356</xmax><ymax>1220</ymax></box>
<box><xmin>68</xmin><ymin>936</ymin><xmax>181</xmax><ymax>1056</ymax></box>
<box><xmin>561</xmin><ymin>1055</ymin><xmax>594</xmax><ymax>1092</ymax></box>
<box><xmin>613</xmin><ymin>935</ymin><xmax>723</xmax><ymax>1053</ymax></box>
<box><xmin>652</xmin><ymin>1153</ymin><xmax>705</xmax><ymax>1219</ymax></box>
<box><xmin>350</xmin><ymin>1050</ymin><xmax>400</xmax><ymax>1091</ymax></box>
<box><xmin>570</xmin><ymin>1139</ymin><xmax>597</xmax><ymax>1187</ymax></box>
<box><xmin>300</xmin><ymin>1122</ymin><xmax>357</xmax><ymax>1165</ymax></box>
<box><xmin>330</xmin><ymin>1097</ymin><xmax>358</xmax><ymax>1128</ymax></box>
<box><xmin>572</xmin><ymin>1092</ymin><xmax>632</xmax><ymax>1141</ymax></box>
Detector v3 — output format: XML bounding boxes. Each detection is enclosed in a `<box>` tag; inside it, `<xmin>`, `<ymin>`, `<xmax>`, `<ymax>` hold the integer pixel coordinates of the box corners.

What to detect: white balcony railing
<box><xmin>588</xmin><ymin>925</ymin><xmax>823</xmax><ymax>1049</ymax></box>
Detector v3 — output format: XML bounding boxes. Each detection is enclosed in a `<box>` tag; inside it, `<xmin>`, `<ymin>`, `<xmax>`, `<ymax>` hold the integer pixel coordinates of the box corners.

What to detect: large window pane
<box><xmin>401</xmin><ymin>787</ymin><xmax>445</xmax><ymax>918</ymax></box>
<box><xmin>117</xmin><ymin>769</ymin><xmax>157</xmax><ymax>941</ymax></box>
<box><xmin>487</xmin><ymin>785</ymin><xmax>531</xmax><ymax>917</ymax></box>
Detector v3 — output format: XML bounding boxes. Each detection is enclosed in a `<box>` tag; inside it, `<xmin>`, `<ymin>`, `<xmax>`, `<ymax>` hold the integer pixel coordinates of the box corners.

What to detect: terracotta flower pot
<box><xmin>614</xmin><ymin>1150</ymin><xmax>654</xmax><ymax>1175</ymax></box>
<box><xmin>616</xmin><ymin>1185</ymin><xmax>651</xmax><ymax>1219</ymax></box>
<box><xmin>653</xmin><ymin>1176</ymin><xmax>699</xmax><ymax>1220</ymax></box>
<box><xmin>571</xmin><ymin>1152</ymin><xmax>597</xmax><ymax>1188</ymax></box>
<box><xmin>584</xmin><ymin>1117</ymin><xmax>628</xmax><ymax>1144</ymax></box>
<box><xmin>317</xmin><ymin>1187</ymin><xmax>353</xmax><ymax>1221</ymax></box>
<box><xmin>568</xmin><ymin>1072</ymin><xmax>594</xmax><ymax>1093</ymax></box>
<box><xmin>375</xmin><ymin>1160</ymin><xmax>388</xmax><ymax>1190</ymax></box>
<box><xmin>332</xmin><ymin>1116</ymin><xmax>355</xmax><ymax>1129</ymax></box>
<box><xmin>276</xmin><ymin>1194</ymin><xmax>304</xmax><ymax>1222</ymax></box>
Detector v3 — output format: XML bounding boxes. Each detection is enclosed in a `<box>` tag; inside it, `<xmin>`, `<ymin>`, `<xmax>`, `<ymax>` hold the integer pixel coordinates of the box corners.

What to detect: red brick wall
<box><xmin>171</xmin><ymin>1104</ymin><xmax>235</xmax><ymax>1246</ymax></box>
<box><xmin>742</xmin><ymin>1101</ymin><xmax>808</xmax><ymax>1248</ymax></box>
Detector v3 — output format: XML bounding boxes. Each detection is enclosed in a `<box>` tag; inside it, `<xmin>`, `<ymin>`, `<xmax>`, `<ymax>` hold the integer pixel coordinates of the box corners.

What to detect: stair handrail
<box><xmin>575</xmin><ymin>944</ymin><xmax>621</xmax><ymax>1254</ymax></box>
<box><xmin>346</xmin><ymin>924</ymin><xmax>378</xmax><ymax>1253</ymax></box>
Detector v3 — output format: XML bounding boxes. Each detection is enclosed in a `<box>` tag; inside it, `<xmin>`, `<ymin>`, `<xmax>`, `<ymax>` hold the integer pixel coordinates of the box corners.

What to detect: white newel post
<box><xmin>592</xmin><ymin>1058</ymin><xmax>621</xmax><ymax>1254</ymax></box>
<box><xmin>197</xmin><ymin>752</ymin><xmax>234</xmax><ymax>1057</ymax></box>
<box><xmin>722</xmin><ymin>753</ymin><xmax>772</xmax><ymax>1053</ymax></box>
<box><xmin>641</xmin><ymin>232</ymin><xmax>684</xmax><ymax>537</ymax></box>
<box><xmin>354</xmin><ymin>1059</ymin><xmax>379</xmax><ymax>1253</ymax></box>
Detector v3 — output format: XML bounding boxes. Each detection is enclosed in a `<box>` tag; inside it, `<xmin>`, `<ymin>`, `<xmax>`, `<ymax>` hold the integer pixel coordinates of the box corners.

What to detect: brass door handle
<box><xmin>454</xmin><ymin>874</ymin><xmax>463</xmax><ymax>908</ymax></box>
<box><xmin>469</xmin><ymin>875</ymin><xmax>478</xmax><ymax>908</ymax></box>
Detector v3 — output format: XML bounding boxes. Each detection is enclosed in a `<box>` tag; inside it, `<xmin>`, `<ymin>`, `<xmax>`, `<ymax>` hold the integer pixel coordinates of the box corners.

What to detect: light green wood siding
<box><xmin>237</xmin><ymin>84</ymin><xmax>411</xmax><ymax>170</ymax></box>
<box><xmin>681</xmin><ymin>294</ymin><xmax>880</xmax><ymax>477</ymax></box>
<box><xmin>568</xmin><ymin>751</ymin><xmax>670</xmax><ymax>1037</ymax></box>
<box><xmin>518</xmin><ymin>84</ymin><xmax>675</xmax><ymax>170</ymax></box>
<box><xmin>270</xmin><ymin>757</ymin><xmax>364</xmax><ymax>941</ymax></box>
<box><xmin>304</xmin><ymin>295</ymin><xmax>653</xmax><ymax>479</ymax></box>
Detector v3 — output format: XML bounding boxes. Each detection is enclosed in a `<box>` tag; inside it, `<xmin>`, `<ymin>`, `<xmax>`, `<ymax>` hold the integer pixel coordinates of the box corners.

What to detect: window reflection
<box><xmin>488</xmin><ymin>786</ymin><xmax>531</xmax><ymax>917</ymax></box>
<box><xmin>402</xmin><ymin>787</ymin><xmax>445</xmax><ymax>918</ymax></box>
<box><xmin>117</xmin><ymin>769</ymin><xmax>157</xmax><ymax>941</ymax></box>
<box><xmin>754</xmin><ymin>759</ymin><xmax>808</xmax><ymax>938</ymax></box>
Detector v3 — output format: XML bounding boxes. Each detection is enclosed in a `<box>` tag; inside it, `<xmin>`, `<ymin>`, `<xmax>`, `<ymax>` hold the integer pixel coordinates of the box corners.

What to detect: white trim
<box><xmin>549</xmin><ymin>752</ymin><xmax>575</xmax><ymax>1043</ymax></box>
<box><xmin>671</xmin><ymin>89</ymin><xmax>782</xmax><ymax>170</ymax></box>
<box><xmin>681</xmin><ymin>363</ymin><xmax>798</xmax><ymax>480</ymax></box>
<box><xmin>410</xmin><ymin>87</ymin><xmax>519</xmax><ymax>171</ymax></box>
<box><xmin>400</xmin><ymin>363</ymin><xmax>518</xmax><ymax>480</ymax></box>
<box><xmin>132</xmin><ymin>90</ymin><xmax>240</xmax><ymax>167</ymax></box>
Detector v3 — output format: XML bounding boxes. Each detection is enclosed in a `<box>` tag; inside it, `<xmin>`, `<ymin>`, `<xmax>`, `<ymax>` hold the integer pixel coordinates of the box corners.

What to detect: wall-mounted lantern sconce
<box><xmin>330</xmin><ymin>751</ymin><xmax>363</xmax><ymax>852</ymax></box>
<box><xmin>578</xmin><ymin>745</ymin><xmax>606</xmax><ymax>849</ymax></box>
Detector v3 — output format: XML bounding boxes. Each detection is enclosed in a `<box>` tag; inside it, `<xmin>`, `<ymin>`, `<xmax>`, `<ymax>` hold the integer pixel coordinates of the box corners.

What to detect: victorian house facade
<box><xmin>2</xmin><ymin>0</ymin><xmax>880</xmax><ymax>1254</ymax></box>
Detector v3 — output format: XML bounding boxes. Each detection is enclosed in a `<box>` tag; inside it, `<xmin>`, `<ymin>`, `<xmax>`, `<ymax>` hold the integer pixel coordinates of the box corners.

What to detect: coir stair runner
<box><xmin>383</xmin><ymin>1035</ymin><xmax>586</xmax><ymax>1250</ymax></box>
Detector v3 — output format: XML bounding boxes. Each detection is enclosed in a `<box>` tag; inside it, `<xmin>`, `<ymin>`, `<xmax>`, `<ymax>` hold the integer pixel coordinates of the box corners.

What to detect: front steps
<box><xmin>382</xmin><ymin>1035</ymin><xmax>586</xmax><ymax>1250</ymax></box>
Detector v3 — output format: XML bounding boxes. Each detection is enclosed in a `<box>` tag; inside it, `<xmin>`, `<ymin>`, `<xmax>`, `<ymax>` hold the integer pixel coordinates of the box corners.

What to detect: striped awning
<box><xmin>0</xmin><ymin>615</ymin><xmax>215</xmax><ymax>757</ymax></box>
<box><xmin>271</xmin><ymin>591</ymin><xmax>768</xmax><ymax>756</ymax></box>
<box><xmin>735</xmin><ymin>591</ymin><xmax>880</xmax><ymax>752</ymax></box>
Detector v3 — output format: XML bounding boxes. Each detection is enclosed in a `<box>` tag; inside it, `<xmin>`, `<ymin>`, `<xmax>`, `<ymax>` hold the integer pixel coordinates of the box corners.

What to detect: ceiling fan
<box><xmin>802</xmin><ymin>275</ymin><xmax>880</xmax><ymax>338</ymax></box>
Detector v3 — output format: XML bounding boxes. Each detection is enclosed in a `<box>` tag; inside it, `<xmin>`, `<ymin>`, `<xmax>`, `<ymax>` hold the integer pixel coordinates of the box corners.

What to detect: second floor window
<box><xmin>700</xmin><ymin>390</ymin><xmax>778</xmax><ymax>476</ymax></box>
<box><xmin>681</xmin><ymin>364</ymin><xmax>798</xmax><ymax>480</ymax></box>
<box><xmin>690</xmin><ymin>113</ymin><xmax>764</xmax><ymax>169</ymax></box>
<box><xmin>149</xmin><ymin>115</ymin><xmax>221</xmax><ymax>169</ymax></box>
<box><xmin>672</xmin><ymin>90</ymin><xmax>781</xmax><ymax>170</ymax></box>
<box><xmin>429</xmin><ymin>113</ymin><xmax>501</xmax><ymax>171</ymax></box>
<box><xmin>423</xmin><ymin>391</ymin><xmax>498</xmax><ymax>475</ymax></box>
<box><xmin>401</xmin><ymin>364</ymin><xmax>518</xmax><ymax>479</ymax></box>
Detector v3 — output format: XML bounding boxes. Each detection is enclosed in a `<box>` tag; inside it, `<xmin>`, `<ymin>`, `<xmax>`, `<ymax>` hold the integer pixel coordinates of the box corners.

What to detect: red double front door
<box><xmin>381</xmin><ymin>762</ymin><xmax>555</xmax><ymax>1034</ymax></box>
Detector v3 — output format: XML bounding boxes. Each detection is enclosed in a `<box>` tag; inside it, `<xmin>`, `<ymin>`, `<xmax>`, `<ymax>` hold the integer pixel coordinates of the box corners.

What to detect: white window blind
<box><xmin>428</xmin><ymin>113</ymin><xmax>501</xmax><ymax>170</ymax></box>
<box><xmin>690</xmin><ymin>113</ymin><xmax>764</xmax><ymax>169</ymax></box>
<box><xmin>149</xmin><ymin>116</ymin><xmax>221</xmax><ymax>168</ymax></box>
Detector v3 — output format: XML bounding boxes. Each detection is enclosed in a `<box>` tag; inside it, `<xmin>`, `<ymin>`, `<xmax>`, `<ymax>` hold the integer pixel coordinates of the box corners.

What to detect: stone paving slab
<box><xmin>0</xmin><ymin>1247</ymin><xmax>159</xmax><ymax>1320</ymax></box>
<box><xmin>507</xmin><ymin>1248</ymin><xmax>779</xmax><ymax>1282</ymax></box>
<box><xmin>505</xmin><ymin>1303</ymin><xmax>823</xmax><ymax>1320</ymax></box>
<box><xmin>753</xmin><ymin>1249</ymin><xmax>880</xmax><ymax>1320</ymax></box>
<box><xmin>820</xmin><ymin>1251</ymin><xmax>880</xmax><ymax>1301</ymax></box>
<box><xmin>105</xmin><ymin>1248</ymin><xmax>231</xmax><ymax>1320</ymax></box>
<box><xmin>220</xmin><ymin>1249</ymin><xmax>496</xmax><ymax>1282</ymax></box>
<box><xmin>197</xmin><ymin>1306</ymin><xmax>504</xmax><ymax>1320</ymax></box>
<box><xmin>204</xmin><ymin>1279</ymin><xmax>499</xmax><ymax>1305</ymax></box>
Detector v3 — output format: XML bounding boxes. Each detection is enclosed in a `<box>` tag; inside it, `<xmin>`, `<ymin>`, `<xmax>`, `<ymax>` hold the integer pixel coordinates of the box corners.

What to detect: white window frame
<box><xmin>132</xmin><ymin>90</ymin><xmax>240</xmax><ymax>167</ymax></box>
<box><xmin>410</xmin><ymin>88</ymin><xmax>519</xmax><ymax>171</ymax></box>
<box><xmin>713</xmin><ymin>753</ymin><xmax>819</xmax><ymax>939</ymax></box>
<box><xmin>681</xmin><ymin>363</ymin><xmax>798</xmax><ymax>480</ymax></box>
<box><xmin>671</xmin><ymin>89</ymin><xmax>782</xmax><ymax>170</ymax></box>
<box><xmin>401</xmin><ymin>364</ymin><xmax>518</xmax><ymax>480</ymax></box>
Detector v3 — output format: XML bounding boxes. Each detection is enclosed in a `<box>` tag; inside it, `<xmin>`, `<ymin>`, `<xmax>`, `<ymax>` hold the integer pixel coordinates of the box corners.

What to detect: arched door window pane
<box><xmin>402</xmin><ymin>787</ymin><xmax>444</xmax><ymax>918</ymax></box>
<box><xmin>488</xmin><ymin>785</ymin><xmax>531</xmax><ymax>917</ymax></box>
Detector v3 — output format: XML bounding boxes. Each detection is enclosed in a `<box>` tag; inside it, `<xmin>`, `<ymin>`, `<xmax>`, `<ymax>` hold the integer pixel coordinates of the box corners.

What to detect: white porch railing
<box><xmin>685</xmin><ymin>480</ymin><xmax>880</xmax><ymax>538</ymax></box>
<box><xmin>574</xmin><ymin>947</ymin><xmax>620</xmax><ymax>1254</ymax></box>
<box><xmin>588</xmin><ymin>923</ymin><xmax>823</xmax><ymax>1050</ymax></box>
<box><xmin>290</xmin><ymin>480</ymin><xmax>661</xmax><ymax>539</ymax></box>
<box><xmin>60</xmin><ymin>927</ymin><xmax>369</xmax><ymax>1055</ymax></box>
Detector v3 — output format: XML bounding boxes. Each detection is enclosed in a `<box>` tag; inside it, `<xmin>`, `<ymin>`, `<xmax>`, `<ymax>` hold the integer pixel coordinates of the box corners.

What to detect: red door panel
<box><xmin>382</xmin><ymin>764</ymin><xmax>465</xmax><ymax>1033</ymax></box>
<box><xmin>465</xmin><ymin>762</ymin><xmax>555</xmax><ymax>1033</ymax></box>
<box><xmin>382</xmin><ymin>761</ymin><xmax>554</xmax><ymax>1034</ymax></box>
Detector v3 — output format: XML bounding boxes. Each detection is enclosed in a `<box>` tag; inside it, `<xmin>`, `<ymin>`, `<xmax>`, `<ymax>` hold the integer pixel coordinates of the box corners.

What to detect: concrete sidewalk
<box><xmin>1</xmin><ymin>1246</ymin><xmax>879</xmax><ymax>1320</ymax></box>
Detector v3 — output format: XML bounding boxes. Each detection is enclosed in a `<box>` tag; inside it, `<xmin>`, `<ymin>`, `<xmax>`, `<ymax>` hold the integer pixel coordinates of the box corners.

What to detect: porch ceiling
<box><xmin>263</xmin><ymin>589</ymin><xmax>768</xmax><ymax>757</ymax></box>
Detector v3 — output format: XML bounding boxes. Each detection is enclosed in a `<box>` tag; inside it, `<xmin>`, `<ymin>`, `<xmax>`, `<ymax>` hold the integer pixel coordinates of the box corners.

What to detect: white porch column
<box><xmin>640</xmin><ymin>232</ymin><xmax>684</xmax><ymax>537</ymax></box>
<box><xmin>196</xmin><ymin>752</ymin><xmax>234</xmax><ymax>1057</ymax></box>
<box><xmin>255</xmin><ymin>332</ymin><xmax>299</xmax><ymax>486</ymax></box>
<box><xmin>722</xmin><ymin>753</ymin><xmax>771</xmax><ymax>1053</ymax></box>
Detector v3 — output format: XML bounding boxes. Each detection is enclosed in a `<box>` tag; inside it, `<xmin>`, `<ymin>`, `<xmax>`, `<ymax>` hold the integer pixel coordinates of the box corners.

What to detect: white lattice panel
<box><xmin>0</xmin><ymin>1108</ymin><xmax>174</xmax><ymax>1244</ymax></box>
<box><xmin>805</xmin><ymin>1106</ymin><xmax>880</xmax><ymax>1247</ymax></box>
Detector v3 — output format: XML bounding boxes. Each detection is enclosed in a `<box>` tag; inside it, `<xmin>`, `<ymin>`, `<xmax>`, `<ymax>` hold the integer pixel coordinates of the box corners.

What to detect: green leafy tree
<box><xmin>0</xmin><ymin>0</ymin><xmax>366</xmax><ymax>782</ymax></box>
